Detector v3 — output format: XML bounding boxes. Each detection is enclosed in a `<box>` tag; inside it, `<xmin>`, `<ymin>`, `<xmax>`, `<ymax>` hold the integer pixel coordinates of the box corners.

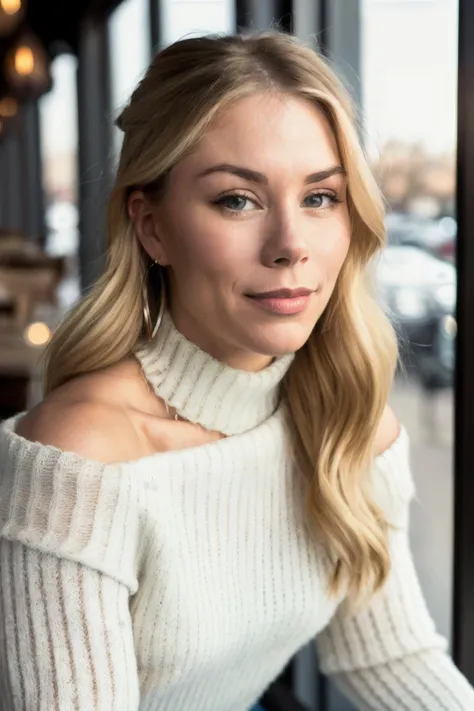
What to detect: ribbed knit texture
<box><xmin>0</xmin><ymin>314</ymin><xmax>472</xmax><ymax>710</ymax></box>
<box><xmin>133</xmin><ymin>311</ymin><xmax>295</xmax><ymax>435</ymax></box>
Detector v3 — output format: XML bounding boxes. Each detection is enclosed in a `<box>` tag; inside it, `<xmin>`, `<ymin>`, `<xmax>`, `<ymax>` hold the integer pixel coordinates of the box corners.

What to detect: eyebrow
<box><xmin>196</xmin><ymin>163</ymin><xmax>347</xmax><ymax>185</ymax></box>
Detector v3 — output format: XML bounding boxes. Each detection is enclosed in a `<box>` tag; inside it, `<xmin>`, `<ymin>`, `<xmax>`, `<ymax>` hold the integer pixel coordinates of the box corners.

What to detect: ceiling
<box><xmin>22</xmin><ymin>0</ymin><xmax>124</xmax><ymax>55</ymax></box>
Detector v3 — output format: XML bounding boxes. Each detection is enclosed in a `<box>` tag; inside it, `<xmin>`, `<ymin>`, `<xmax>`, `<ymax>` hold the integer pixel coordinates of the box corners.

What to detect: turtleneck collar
<box><xmin>133</xmin><ymin>311</ymin><xmax>294</xmax><ymax>436</ymax></box>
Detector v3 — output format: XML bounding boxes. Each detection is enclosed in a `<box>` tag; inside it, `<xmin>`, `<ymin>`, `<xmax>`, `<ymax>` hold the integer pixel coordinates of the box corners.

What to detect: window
<box><xmin>38</xmin><ymin>54</ymin><xmax>80</xmax><ymax>308</ymax></box>
<box><xmin>109</xmin><ymin>0</ymin><xmax>152</xmax><ymax>157</ymax></box>
<box><xmin>161</xmin><ymin>0</ymin><xmax>235</xmax><ymax>46</ymax></box>
<box><xmin>362</xmin><ymin>0</ymin><xmax>458</xmax><ymax>648</ymax></box>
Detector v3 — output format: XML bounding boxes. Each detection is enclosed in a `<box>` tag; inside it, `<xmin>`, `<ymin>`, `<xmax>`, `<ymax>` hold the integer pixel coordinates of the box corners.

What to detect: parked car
<box><xmin>385</xmin><ymin>212</ymin><xmax>456</xmax><ymax>263</ymax></box>
<box><xmin>374</xmin><ymin>244</ymin><xmax>456</xmax><ymax>388</ymax></box>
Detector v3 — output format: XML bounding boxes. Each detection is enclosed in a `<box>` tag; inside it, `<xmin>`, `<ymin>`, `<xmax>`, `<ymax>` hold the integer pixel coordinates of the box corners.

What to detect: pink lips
<box><xmin>247</xmin><ymin>288</ymin><xmax>314</xmax><ymax>315</ymax></box>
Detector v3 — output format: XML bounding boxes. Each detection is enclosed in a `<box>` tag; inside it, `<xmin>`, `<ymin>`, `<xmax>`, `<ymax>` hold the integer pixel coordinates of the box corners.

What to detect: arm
<box><xmin>316</xmin><ymin>524</ymin><xmax>474</xmax><ymax>710</ymax></box>
<box><xmin>0</xmin><ymin>400</ymin><xmax>144</xmax><ymax>710</ymax></box>
<box><xmin>0</xmin><ymin>539</ymin><xmax>140</xmax><ymax>711</ymax></box>
<box><xmin>315</xmin><ymin>408</ymin><xmax>474</xmax><ymax>710</ymax></box>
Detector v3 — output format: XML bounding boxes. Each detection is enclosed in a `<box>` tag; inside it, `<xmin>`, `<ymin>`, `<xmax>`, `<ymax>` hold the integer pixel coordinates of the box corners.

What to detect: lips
<box><xmin>247</xmin><ymin>288</ymin><xmax>314</xmax><ymax>299</ymax></box>
<box><xmin>246</xmin><ymin>288</ymin><xmax>314</xmax><ymax>316</ymax></box>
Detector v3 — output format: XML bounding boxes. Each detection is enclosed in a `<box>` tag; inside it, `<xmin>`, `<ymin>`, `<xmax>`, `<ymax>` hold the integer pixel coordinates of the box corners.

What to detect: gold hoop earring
<box><xmin>142</xmin><ymin>260</ymin><xmax>166</xmax><ymax>340</ymax></box>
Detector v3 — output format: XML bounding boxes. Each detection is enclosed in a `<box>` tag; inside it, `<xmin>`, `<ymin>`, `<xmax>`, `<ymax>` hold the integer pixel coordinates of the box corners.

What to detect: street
<box><xmin>390</xmin><ymin>375</ymin><xmax>454</xmax><ymax>643</ymax></box>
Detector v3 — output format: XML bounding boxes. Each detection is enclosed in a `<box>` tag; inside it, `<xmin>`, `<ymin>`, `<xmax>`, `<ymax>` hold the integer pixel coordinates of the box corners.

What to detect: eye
<box><xmin>214</xmin><ymin>193</ymin><xmax>258</xmax><ymax>213</ymax></box>
<box><xmin>303</xmin><ymin>192</ymin><xmax>340</xmax><ymax>209</ymax></box>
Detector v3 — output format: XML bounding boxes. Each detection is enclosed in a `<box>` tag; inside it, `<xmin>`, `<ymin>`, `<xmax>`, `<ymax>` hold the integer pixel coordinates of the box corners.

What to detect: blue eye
<box><xmin>221</xmin><ymin>195</ymin><xmax>248</xmax><ymax>210</ymax></box>
<box><xmin>214</xmin><ymin>193</ymin><xmax>257</xmax><ymax>213</ymax></box>
<box><xmin>213</xmin><ymin>191</ymin><xmax>340</xmax><ymax>214</ymax></box>
<box><xmin>303</xmin><ymin>192</ymin><xmax>338</xmax><ymax>209</ymax></box>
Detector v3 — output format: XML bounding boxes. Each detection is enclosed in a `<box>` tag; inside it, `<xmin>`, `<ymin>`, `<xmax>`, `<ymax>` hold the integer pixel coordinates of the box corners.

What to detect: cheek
<box><xmin>165</xmin><ymin>214</ymin><xmax>245</xmax><ymax>285</ymax></box>
<box><xmin>311</xmin><ymin>221</ymin><xmax>351</xmax><ymax>280</ymax></box>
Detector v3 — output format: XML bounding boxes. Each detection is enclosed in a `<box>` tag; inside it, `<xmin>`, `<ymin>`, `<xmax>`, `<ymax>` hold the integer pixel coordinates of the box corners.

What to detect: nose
<box><xmin>261</xmin><ymin>211</ymin><xmax>310</xmax><ymax>269</ymax></box>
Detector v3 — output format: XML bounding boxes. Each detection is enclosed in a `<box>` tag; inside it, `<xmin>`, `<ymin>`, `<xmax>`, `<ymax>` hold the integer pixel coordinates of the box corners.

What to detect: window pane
<box><xmin>161</xmin><ymin>0</ymin><xmax>235</xmax><ymax>46</ymax></box>
<box><xmin>109</xmin><ymin>0</ymin><xmax>152</xmax><ymax>156</ymax></box>
<box><xmin>363</xmin><ymin>0</ymin><xmax>458</xmax><ymax>647</ymax></box>
<box><xmin>38</xmin><ymin>54</ymin><xmax>80</xmax><ymax>311</ymax></box>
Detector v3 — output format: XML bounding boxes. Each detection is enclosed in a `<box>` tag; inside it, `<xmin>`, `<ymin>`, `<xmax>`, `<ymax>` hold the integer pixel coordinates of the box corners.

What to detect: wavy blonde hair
<box><xmin>44</xmin><ymin>31</ymin><xmax>397</xmax><ymax>602</ymax></box>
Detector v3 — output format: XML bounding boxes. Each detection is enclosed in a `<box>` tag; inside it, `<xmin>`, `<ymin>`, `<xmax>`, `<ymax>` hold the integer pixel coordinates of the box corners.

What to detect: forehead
<box><xmin>187</xmin><ymin>92</ymin><xmax>341</xmax><ymax>175</ymax></box>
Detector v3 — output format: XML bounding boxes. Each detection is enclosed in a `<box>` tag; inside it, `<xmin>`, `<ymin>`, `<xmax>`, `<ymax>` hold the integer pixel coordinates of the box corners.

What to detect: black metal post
<box><xmin>452</xmin><ymin>0</ymin><xmax>474</xmax><ymax>682</ymax></box>
<box><xmin>235</xmin><ymin>0</ymin><xmax>293</xmax><ymax>32</ymax></box>
<box><xmin>19</xmin><ymin>100</ymin><xmax>45</xmax><ymax>240</ymax></box>
<box><xmin>0</xmin><ymin>140</ymin><xmax>7</xmax><ymax>228</ymax></box>
<box><xmin>2</xmin><ymin>125</ymin><xmax>23</xmax><ymax>233</ymax></box>
<box><xmin>76</xmin><ymin>14</ymin><xmax>112</xmax><ymax>292</ymax></box>
<box><xmin>149</xmin><ymin>0</ymin><xmax>161</xmax><ymax>55</ymax></box>
<box><xmin>318</xmin><ymin>0</ymin><xmax>328</xmax><ymax>56</ymax></box>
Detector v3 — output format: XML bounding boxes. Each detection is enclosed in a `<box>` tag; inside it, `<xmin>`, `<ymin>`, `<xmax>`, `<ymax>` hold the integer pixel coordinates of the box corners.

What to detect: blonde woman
<box><xmin>0</xmin><ymin>32</ymin><xmax>471</xmax><ymax>711</ymax></box>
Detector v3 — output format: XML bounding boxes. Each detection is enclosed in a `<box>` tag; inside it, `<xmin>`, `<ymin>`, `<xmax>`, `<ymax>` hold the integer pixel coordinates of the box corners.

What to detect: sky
<box><xmin>39</xmin><ymin>0</ymin><xmax>459</xmax><ymax>162</ymax></box>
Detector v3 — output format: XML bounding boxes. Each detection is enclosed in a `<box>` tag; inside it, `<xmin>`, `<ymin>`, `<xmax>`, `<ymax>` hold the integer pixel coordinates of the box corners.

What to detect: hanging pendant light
<box><xmin>4</xmin><ymin>30</ymin><xmax>51</xmax><ymax>99</ymax></box>
<box><xmin>0</xmin><ymin>0</ymin><xmax>25</xmax><ymax>38</ymax></box>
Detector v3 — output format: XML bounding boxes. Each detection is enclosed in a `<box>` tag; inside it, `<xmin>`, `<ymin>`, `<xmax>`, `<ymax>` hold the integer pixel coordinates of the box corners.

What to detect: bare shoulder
<box><xmin>374</xmin><ymin>404</ymin><xmax>401</xmax><ymax>456</ymax></box>
<box><xmin>16</xmin><ymin>358</ymin><xmax>151</xmax><ymax>464</ymax></box>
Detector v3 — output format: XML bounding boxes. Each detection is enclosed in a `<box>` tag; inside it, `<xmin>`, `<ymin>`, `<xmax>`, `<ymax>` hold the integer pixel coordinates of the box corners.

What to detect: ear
<box><xmin>127</xmin><ymin>190</ymin><xmax>170</xmax><ymax>266</ymax></box>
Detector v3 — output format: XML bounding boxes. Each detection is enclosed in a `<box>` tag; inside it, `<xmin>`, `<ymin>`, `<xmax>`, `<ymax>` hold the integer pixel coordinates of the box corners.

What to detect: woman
<box><xmin>0</xmin><ymin>31</ymin><xmax>472</xmax><ymax>711</ymax></box>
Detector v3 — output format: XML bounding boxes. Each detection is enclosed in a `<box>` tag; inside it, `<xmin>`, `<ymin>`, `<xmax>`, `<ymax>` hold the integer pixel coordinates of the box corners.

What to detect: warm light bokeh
<box><xmin>1</xmin><ymin>0</ymin><xmax>22</xmax><ymax>16</ymax></box>
<box><xmin>24</xmin><ymin>322</ymin><xmax>52</xmax><ymax>347</ymax></box>
<box><xmin>14</xmin><ymin>45</ymin><xmax>35</xmax><ymax>76</ymax></box>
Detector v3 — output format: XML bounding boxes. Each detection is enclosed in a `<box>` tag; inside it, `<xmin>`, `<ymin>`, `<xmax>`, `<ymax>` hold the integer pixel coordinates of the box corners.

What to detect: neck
<box><xmin>133</xmin><ymin>310</ymin><xmax>295</xmax><ymax>436</ymax></box>
<box><xmin>168</xmin><ymin>306</ymin><xmax>273</xmax><ymax>373</ymax></box>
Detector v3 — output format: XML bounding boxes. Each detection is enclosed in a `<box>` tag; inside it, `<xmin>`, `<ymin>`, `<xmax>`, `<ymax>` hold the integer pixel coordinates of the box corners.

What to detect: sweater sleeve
<box><xmin>315</xmin><ymin>428</ymin><xmax>474</xmax><ymax>710</ymax></box>
<box><xmin>0</xmin><ymin>539</ymin><xmax>140</xmax><ymax>711</ymax></box>
<box><xmin>0</xmin><ymin>416</ymin><xmax>144</xmax><ymax>710</ymax></box>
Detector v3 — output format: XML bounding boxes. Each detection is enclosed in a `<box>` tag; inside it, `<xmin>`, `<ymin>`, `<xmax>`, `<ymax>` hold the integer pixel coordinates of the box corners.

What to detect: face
<box><xmin>130</xmin><ymin>92</ymin><xmax>351</xmax><ymax>371</ymax></box>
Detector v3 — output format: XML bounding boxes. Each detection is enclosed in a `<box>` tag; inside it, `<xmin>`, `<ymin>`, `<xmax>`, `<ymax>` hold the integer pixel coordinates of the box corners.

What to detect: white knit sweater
<box><xmin>0</xmin><ymin>312</ymin><xmax>473</xmax><ymax>711</ymax></box>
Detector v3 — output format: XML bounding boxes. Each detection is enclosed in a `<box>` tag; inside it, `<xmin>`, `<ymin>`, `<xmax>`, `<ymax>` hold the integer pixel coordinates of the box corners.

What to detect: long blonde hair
<box><xmin>44</xmin><ymin>31</ymin><xmax>397</xmax><ymax>602</ymax></box>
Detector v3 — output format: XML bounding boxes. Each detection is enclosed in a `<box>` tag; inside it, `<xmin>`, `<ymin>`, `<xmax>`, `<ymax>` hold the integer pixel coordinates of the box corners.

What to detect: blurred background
<box><xmin>0</xmin><ymin>0</ymin><xmax>472</xmax><ymax>709</ymax></box>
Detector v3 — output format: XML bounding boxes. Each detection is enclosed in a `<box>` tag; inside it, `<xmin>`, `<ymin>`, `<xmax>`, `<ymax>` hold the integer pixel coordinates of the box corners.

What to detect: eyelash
<box><xmin>213</xmin><ymin>190</ymin><xmax>342</xmax><ymax>215</ymax></box>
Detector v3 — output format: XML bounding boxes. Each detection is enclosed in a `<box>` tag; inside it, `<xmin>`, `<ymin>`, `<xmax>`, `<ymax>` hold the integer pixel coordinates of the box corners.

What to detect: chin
<box><xmin>243</xmin><ymin>320</ymin><xmax>316</xmax><ymax>357</ymax></box>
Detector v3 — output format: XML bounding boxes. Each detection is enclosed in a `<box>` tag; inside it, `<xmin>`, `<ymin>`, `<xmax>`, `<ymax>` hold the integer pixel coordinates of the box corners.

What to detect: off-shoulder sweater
<box><xmin>0</xmin><ymin>311</ymin><xmax>472</xmax><ymax>711</ymax></box>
